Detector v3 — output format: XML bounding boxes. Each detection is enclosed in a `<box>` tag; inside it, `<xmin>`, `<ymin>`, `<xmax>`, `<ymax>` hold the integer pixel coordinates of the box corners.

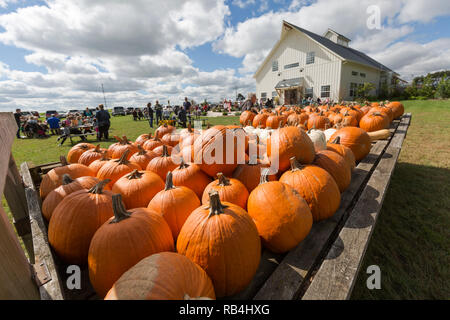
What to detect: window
<box><xmin>272</xmin><ymin>91</ymin><xmax>278</xmax><ymax>98</ymax></box>
<box><xmin>305</xmin><ymin>88</ymin><xmax>313</xmax><ymax>98</ymax></box>
<box><xmin>284</xmin><ymin>62</ymin><xmax>299</xmax><ymax>69</ymax></box>
<box><xmin>349</xmin><ymin>83</ymin><xmax>358</xmax><ymax>97</ymax></box>
<box><xmin>321</xmin><ymin>85</ymin><xmax>330</xmax><ymax>98</ymax></box>
<box><xmin>261</xmin><ymin>92</ymin><xmax>267</xmax><ymax>102</ymax></box>
<box><xmin>360</xmin><ymin>73</ymin><xmax>366</xmax><ymax>78</ymax></box>
<box><xmin>306</xmin><ymin>52</ymin><xmax>315</xmax><ymax>64</ymax></box>
<box><xmin>352</xmin><ymin>71</ymin><xmax>358</xmax><ymax>76</ymax></box>
<box><xmin>272</xmin><ymin>60</ymin><xmax>278</xmax><ymax>72</ymax></box>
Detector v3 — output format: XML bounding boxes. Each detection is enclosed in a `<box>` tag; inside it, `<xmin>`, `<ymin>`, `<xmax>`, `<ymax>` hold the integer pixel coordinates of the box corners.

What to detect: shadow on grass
<box><xmin>351</xmin><ymin>162</ymin><xmax>450</xmax><ymax>299</ymax></box>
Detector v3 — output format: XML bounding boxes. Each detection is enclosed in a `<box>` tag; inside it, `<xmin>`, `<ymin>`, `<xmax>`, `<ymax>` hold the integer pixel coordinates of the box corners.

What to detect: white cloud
<box><xmin>232</xmin><ymin>0</ymin><xmax>256</xmax><ymax>9</ymax></box>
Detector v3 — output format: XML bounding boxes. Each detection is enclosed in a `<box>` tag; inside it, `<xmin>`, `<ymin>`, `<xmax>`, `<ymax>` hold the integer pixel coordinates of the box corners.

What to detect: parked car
<box><xmin>68</xmin><ymin>109</ymin><xmax>80</xmax><ymax>115</ymax></box>
<box><xmin>112</xmin><ymin>106</ymin><xmax>126</xmax><ymax>116</ymax></box>
<box><xmin>45</xmin><ymin>110</ymin><xmax>59</xmax><ymax>118</ymax></box>
<box><xmin>126</xmin><ymin>107</ymin><xmax>134</xmax><ymax>115</ymax></box>
<box><xmin>21</xmin><ymin>111</ymin><xmax>32</xmax><ymax>117</ymax></box>
<box><xmin>57</xmin><ymin>110</ymin><xmax>67</xmax><ymax>118</ymax></box>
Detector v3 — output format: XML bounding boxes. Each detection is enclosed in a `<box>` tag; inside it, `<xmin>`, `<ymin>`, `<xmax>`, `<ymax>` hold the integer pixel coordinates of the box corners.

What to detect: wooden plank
<box><xmin>389</xmin><ymin>113</ymin><xmax>411</xmax><ymax>149</ymax></box>
<box><xmin>253</xmin><ymin>117</ymin><xmax>406</xmax><ymax>300</ymax></box>
<box><xmin>21</xmin><ymin>161</ymin><xmax>65</xmax><ymax>300</ymax></box>
<box><xmin>4</xmin><ymin>154</ymin><xmax>34</xmax><ymax>260</ymax></box>
<box><xmin>0</xmin><ymin>112</ymin><xmax>40</xmax><ymax>300</ymax></box>
<box><xmin>302</xmin><ymin>145</ymin><xmax>402</xmax><ymax>300</ymax></box>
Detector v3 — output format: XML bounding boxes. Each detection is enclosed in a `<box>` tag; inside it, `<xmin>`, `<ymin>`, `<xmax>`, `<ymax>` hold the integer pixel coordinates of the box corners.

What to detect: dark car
<box><xmin>126</xmin><ymin>107</ymin><xmax>134</xmax><ymax>115</ymax></box>
<box><xmin>112</xmin><ymin>106</ymin><xmax>126</xmax><ymax>116</ymax></box>
<box><xmin>45</xmin><ymin>110</ymin><xmax>59</xmax><ymax>118</ymax></box>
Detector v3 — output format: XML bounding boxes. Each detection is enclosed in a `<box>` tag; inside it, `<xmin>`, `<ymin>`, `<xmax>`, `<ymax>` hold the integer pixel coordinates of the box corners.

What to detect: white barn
<box><xmin>254</xmin><ymin>21</ymin><xmax>399</xmax><ymax>105</ymax></box>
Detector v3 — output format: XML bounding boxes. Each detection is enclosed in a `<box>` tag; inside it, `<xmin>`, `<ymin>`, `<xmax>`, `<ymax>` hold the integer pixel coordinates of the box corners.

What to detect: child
<box><xmin>57</xmin><ymin>122</ymin><xmax>71</xmax><ymax>146</ymax></box>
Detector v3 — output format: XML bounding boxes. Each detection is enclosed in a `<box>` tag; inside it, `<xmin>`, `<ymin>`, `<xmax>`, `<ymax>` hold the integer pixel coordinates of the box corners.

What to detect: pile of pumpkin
<box><xmin>39</xmin><ymin>101</ymin><xmax>404</xmax><ymax>300</ymax></box>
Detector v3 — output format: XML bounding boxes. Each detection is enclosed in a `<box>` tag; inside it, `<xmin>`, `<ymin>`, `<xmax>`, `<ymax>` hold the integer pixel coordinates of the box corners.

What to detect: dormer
<box><xmin>323</xmin><ymin>28</ymin><xmax>351</xmax><ymax>47</ymax></box>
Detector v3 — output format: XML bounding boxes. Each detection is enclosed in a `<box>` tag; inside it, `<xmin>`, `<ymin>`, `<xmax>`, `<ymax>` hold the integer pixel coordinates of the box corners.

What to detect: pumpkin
<box><xmin>246</xmin><ymin>170</ymin><xmax>313</xmax><ymax>253</ymax></box>
<box><xmin>193</xmin><ymin>125</ymin><xmax>240</xmax><ymax>178</ymax></box>
<box><xmin>386</xmin><ymin>101</ymin><xmax>404</xmax><ymax>119</ymax></box>
<box><xmin>252</xmin><ymin>113</ymin><xmax>269</xmax><ymax>128</ymax></box>
<box><xmin>179</xmin><ymin>125</ymin><xmax>200</xmax><ymax>149</ymax></box>
<box><xmin>129</xmin><ymin>144</ymin><xmax>158</xmax><ymax>169</ymax></box>
<box><xmin>177</xmin><ymin>190</ymin><xmax>261</xmax><ymax>297</ymax></box>
<box><xmin>279</xmin><ymin>158</ymin><xmax>340</xmax><ymax>221</ymax></box>
<box><xmin>307</xmin><ymin>127</ymin><xmax>327</xmax><ymax>152</ymax></box>
<box><xmin>267</xmin><ymin>126</ymin><xmax>315</xmax><ymax>172</ymax></box>
<box><xmin>157</xmin><ymin>123</ymin><xmax>176</xmax><ymax>137</ymax></box>
<box><xmin>48</xmin><ymin>180</ymin><xmax>114</xmax><ymax>265</ymax></box>
<box><xmin>152</xmin><ymin>144</ymin><xmax>174</xmax><ymax>157</ymax></box>
<box><xmin>314</xmin><ymin>150</ymin><xmax>351</xmax><ymax>192</ymax></box>
<box><xmin>146</xmin><ymin>145</ymin><xmax>178</xmax><ymax>180</ymax></box>
<box><xmin>143</xmin><ymin>131</ymin><xmax>164</xmax><ymax>151</ymax></box>
<box><xmin>232</xmin><ymin>158</ymin><xmax>276</xmax><ymax>192</ymax></box>
<box><xmin>328</xmin><ymin>112</ymin><xmax>343</xmax><ymax>126</ymax></box>
<box><xmin>326</xmin><ymin>136</ymin><xmax>356</xmax><ymax>170</ymax></box>
<box><xmin>88</xmin><ymin>151</ymin><xmax>111</xmax><ymax>176</ymax></box>
<box><xmin>171</xmin><ymin>161</ymin><xmax>212</xmax><ymax>199</ymax></box>
<box><xmin>148</xmin><ymin>172</ymin><xmax>200</xmax><ymax>241</ymax></box>
<box><xmin>372</xmin><ymin>105</ymin><xmax>393</xmax><ymax>122</ymax></box>
<box><xmin>108</xmin><ymin>136</ymin><xmax>139</xmax><ymax>160</ymax></box>
<box><xmin>240</xmin><ymin>110</ymin><xmax>256</xmax><ymax>126</ymax></box>
<box><xmin>307</xmin><ymin>112</ymin><xmax>330</xmax><ymax>130</ymax></box>
<box><xmin>324</xmin><ymin>128</ymin><xmax>337</xmax><ymax>141</ymax></box>
<box><xmin>359</xmin><ymin>112</ymin><xmax>390</xmax><ymax>132</ymax></box>
<box><xmin>202</xmin><ymin>173</ymin><xmax>249</xmax><ymax>209</ymax></box>
<box><xmin>112</xmin><ymin>170</ymin><xmax>165</xmax><ymax>209</ymax></box>
<box><xmin>67</xmin><ymin>143</ymin><xmax>95</xmax><ymax>164</ymax></box>
<box><xmin>266</xmin><ymin>114</ymin><xmax>281</xmax><ymax>129</ymax></box>
<box><xmin>96</xmin><ymin>150</ymin><xmax>142</xmax><ymax>189</ymax></box>
<box><xmin>104</xmin><ymin>252</ymin><xmax>215</xmax><ymax>300</ymax></box>
<box><xmin>88</xmin><ymin>194</ymin><xmax>174</xmax><ymax>298</ymax></box>
<box><xmin>42</xmin><ymin>174</ymin><xmax>99</xmax><ymax>221</ymax></box>
<box><xmin>367</xmin><ymin>129</ymin><xmax>391</xmax><ymax>141</ymax></box>
<box><xmin>161</xmin><ymin>132</ymin><xmax>181</xmax><ymax>147</ymax></box>
<box><xmin>78</xmin><ymin>145</ymin><xmax>106</xmax><ymax>166</ymax></box>
<box><xmin>40</xmin><ymin>156</ymin><xmax>95</xmax><ymax>199</ymax></box>
<box><xmin>342</xmin><ymin>111</ymin><xmax>358</xmax><ymax>127</ymax></box>
<box><xmin>329</xmin><ymin>127</ymin><xmax>371</xmax><ymax>162</ymax></box>
<box><xmin>287</xmin><ymin>112</ymin><xmax>308</xmax><ymax>126</ymax></box>
<box><xmin>135</xmin><ymin>132</ymin><xmax>152</xmax><ymax>146</ymax></box>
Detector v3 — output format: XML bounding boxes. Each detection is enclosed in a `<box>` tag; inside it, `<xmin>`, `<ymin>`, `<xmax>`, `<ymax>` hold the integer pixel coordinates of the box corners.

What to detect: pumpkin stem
<box><xmin>94</xmin><ymin>144</ymin><xmax>101</xmax><ymax>153</ymax></box>
<box><xmin>259</xmin><ymin>168</ymin><xmax>270</xmax><ymax>185</ymax></box>
<box><xmin>217</xmin><ymin>173</ymin><xmax>231</xmax><ymax>186</ymax></box>
<box><xmin>62</xmin><ymin>174</ymin><xmax>74</xmax><ymax>185</ymax></box>
<box><xmin>121</xmin><ymin>136</ymin><xmax>131</xmax><ymax>145</ymax></box>
<box><xmin>164</xmin><ymin>171</ymin><xmax>175</xmax><ymax>190</ymax></box>
<box><xmin>110</xmin><ymin>194</ymin><xmax>131</xmax><ymax>224</ymax></box>
<box><xmin>113</xmin><ymin>136</ymin><xmax>123</xmax><ymax>143</ymax></box>
<box><xmin>153</xmin><ymin>131</ymin><xmax>161</xmax><ymax>141</ymax></box>
<box><xmin>289</xmin><ymin>157</ymin><xmax>303</xmax><ymax>171</ymax></box>
<box><xmin>178</xmin><ymin>159</ymin><xmax>189</xmax><ymax>169</ymax></box>
<box><xmin>116</xmin><ymin>150</ymin><xmax>130</xmax><ymax>164</ymax></box>
<box><xmin>60</xmin><ymin>156</ymin><xmax>68</xmax><ymax>166</ymax></box>
<box><xmin>88</xmin><ymin>179</ymin><xmax>110</xmax><ymax>194</ymax></box>
<box><xmin>162</xmin><ymin>145</ymin><xmax>170</xmax><ymax>157</ymax></box>
<box><xmin>137</xmin><ymin>144</ymin><xmax>146</xmax><ymax>155</ymax></box>
<box><xmin>127</xmin><ymin>170</ymin><xmax>143</xmax><ymax>180</ymax></box>
<box><xmin>332</xmin><ymin>136</ymin><xmax>341</xmax><ymax>144</ymax></box>
<box><xmin>207</xmin><ymin>190</ymin><xmax>228</xmax><ymax>218</ymax></box>
<box><xmin>99</xmin><ymin>151</ymin><xmax>109</xmax><ymax>161</ymax></box>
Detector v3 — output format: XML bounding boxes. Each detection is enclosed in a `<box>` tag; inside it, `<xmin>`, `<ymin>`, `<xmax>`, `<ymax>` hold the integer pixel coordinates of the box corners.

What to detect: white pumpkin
<box><xmin>243</xmin><ymin>126</ymin><xmax>256</xmax><ymax>135</ymax></box>
<box><xmin>324</xmin><ymin>128</ymin><xmax>337</xmax><ymax>142</ymax></box>
<box><xmin>307</xmin><ymin>128</ymin><xmax>327</xmax><ymax>152</ymax></box>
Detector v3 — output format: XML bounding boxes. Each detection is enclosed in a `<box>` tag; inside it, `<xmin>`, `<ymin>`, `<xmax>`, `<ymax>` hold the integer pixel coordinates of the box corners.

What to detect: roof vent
<box><xmin>323</xmin><ymin>28</ymin><xmax>351</xmax><ymax>47</ymax></box>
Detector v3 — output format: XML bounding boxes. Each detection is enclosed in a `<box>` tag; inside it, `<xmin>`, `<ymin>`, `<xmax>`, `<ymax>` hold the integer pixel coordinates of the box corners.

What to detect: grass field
<box><xmin>7</xmin><ymin>100</ymin><xmax>450</xmax><ymax>299</ymax></box>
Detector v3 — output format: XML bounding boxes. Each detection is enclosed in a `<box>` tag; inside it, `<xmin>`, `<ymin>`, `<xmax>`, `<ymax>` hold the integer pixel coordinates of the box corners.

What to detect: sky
<box><xmin>0</xmin><ymin>0</ymin><xmax>449</xmax><ymax>111</ymax></box>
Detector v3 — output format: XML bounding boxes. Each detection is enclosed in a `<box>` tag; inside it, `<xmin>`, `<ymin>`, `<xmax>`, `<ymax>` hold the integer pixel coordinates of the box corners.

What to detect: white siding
<box><xmin>256</xmin><ymin>29</ymin><xmax>343</xmax><ymax>103</ymax></box>
<box><xmin>340</xmin><ymin>62</ymin><xmax>381</xmax><ymax>101</ymax></box>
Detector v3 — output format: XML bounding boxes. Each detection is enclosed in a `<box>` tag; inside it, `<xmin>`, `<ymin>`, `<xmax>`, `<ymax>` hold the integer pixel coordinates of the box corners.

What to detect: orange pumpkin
<box><xmin>67</xmin><ymin>143</ymin><xmax>95</xmax><ymax>164</ymax></box>
<box><xmin>326</xmin><ymin>136</ymin><xmax>356</xmax><ymax>170</ymax></box>
<box><xmin>314</xmin><ymin>150</ymin><xmax>351</xmax><ymax>192</ymax></box>
<box><xmin>246</xmin><ymin>170</ymin><xmax>313</xmax><ymax>253</ymax></box>
<box><xmin>177</xmin><ymin>190</ymin><xmax>261</xmax><ymax>297</ymax></box>
<box><xmin>104</xmin><ymin>252</ymin><xmax>215</xmax><ymax>300</ymax></box>
<box><xmin>252</xmin><ymin>113</ymin><xmax>269</xmax><ymax>128</ymax></box>
<box><xmin>111</xmin><ymin>170</ymin><xmax>165</xmax><ymax>209</ymax></box>
<box><xmin>171</xmin><ymin>161</ymin><xmax>212</xmax><ymax>199</ymax></box>
<box><xmin>108</xmin><ymin>136</ymin><xmax>139</xmax><ymax>160</ymax></box>
<box><xmin>232</xmin><ymin>158</ymin><xmax>276</xmax><ymax>192</ymax></box>
<box><xmin>96</xmin><ymin>150</ymin><xmax>142</xmax><ymax>189</ymax></box>
<box><xmin>359</xmin><ymin>112</ymin><xmax>390</xmax><ymax>132</ymax></box>
<box><xmin>157</xmin><ymin>123</ymin><xmax>176</xmax><ymax>137</ymax></box>
<box><xmin>280</xmin><ymin>158</ymin><xmax>340</xmax><ymax>221</ymax></box>
<box><xmin>148</xmin><ymin>172</ymin><xmax>200</xmax><ymax>241</ymax></box>
<box><xmin>386</xmin><ymin>101</ymin><xmax>404</xmax><ymax>119</ymax></box>
<box><xmin>329</xmin><ymin>127</ymin><xmax>371</xmax><ymax>162</ymax></box>
<box><xmin>240</xmin><ymin>110</ymin><xmax>256</xmax><ymax>126</ymax></box>
<box><xmin>40</xmin><ymin>156</ymin><xmax>95</xmax><ymax>199</ymax></box>
<box><xmin>202</xmin><ymin>173</ymin><xmax>249</xmax><ymax>209</ymax></box>
<box><xmin>135</xmin><ymin>132</ymin><xmax>153</xmax><ymax>146</ymax></box>
<box><xmin>129</xmin><ymin>144</ymin><xmax>158</xmax><ymax>169</ymax></box>
<box><xmin>88</xmin><ymin>151</ymin><xmax>111</xmax><ymax>176</ymax></box>
<box><xmin>88</xmin><ymin>194</ymin><xmax>174</xmax><ymax>298</ymax></box>
<box><xmin>307</xmin><ymin>112</ymin><xmax>330</xmax><ymax>130</ymax></box>
<box><xmin>78</xmin><ymin>145</ymin><xmax>106</xmax><ymax>166</ymax></box>
<box><xmin>143</xmin><ymin>131</ymin><xmax>164</xmax><ymax>151</ymax></box>
<box><xmin>146</xmin><ymin>145</ymin><xmax>178</xmax><ymax>180</ymax></box>
<box><xmin>48</xmin><ymin>180</ymin><xmax>114</xmax><ymax>265</ymax></box>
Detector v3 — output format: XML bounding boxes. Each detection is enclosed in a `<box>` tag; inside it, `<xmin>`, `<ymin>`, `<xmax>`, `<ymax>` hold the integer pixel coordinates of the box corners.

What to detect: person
<box><xmin>317</xmin><ymin>97</ymin><xmax>322</xmax><ymax>104</ymax></box>
<box><xmin>178</xmin><ymin>107</ymin><xmax>187</xmax><ymax>128</ymax></box>
<box><xmin>47</xmin><ymin>114</ymin><xmax>61</xmax><ymax>135</ymax></box>
<box><xmin>83</xmin><ymin>107</ymin><xmax>93</xmax><ymax>118</ymax></box>
<box><xmin>163</xmin><ymin>107</ymin><xmax>170</xmax><ymax>120</ymax></box>
<box><xmin>241</xmin><ymin>93</ymin><xmax>258</xmax><ymax>113</ymax></box>
<box><xmin>14</xmin><ymin>109</ymin><xmax>22</xmax><ymax>139</ymax></box>
<box><xmin>264</xmin><ymin>98</ymin><xmax>273</xmax><ymax>109</ymax></box>
<box><xmin>146</xmin><ymin>102</ymin><xmax>154</xmax><ymax>128</ymax></box>
<box><xmin>132</xmin><ymin>108</ymin><xmax>138</xmax><ymax>121</ymax></box>
<box><xmin>138</xmin><ymin>108</ymin><xmax>144</xmax><ymax>120</ymax></box>
<box><xmin>57</xmin><ymin>122</ymin><xmax>71</xmax><ymax>146</ymax></box>
<box><xmin>95</xmin><ymin>104</ymin><xmax>111</xmax><ymax>141</ymax></box>
<box><xmin>155</xmin><ymin>100</ymin><xmax>163</xmax><ymax>124</ymax></box>
<box><xmin>183</xmin><ymin>97</ymin><xmax>191</xmax><ymax>112</ymax></box>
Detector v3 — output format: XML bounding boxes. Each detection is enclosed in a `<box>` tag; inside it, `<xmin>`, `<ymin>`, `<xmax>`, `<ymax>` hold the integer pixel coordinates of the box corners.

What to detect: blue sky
<box><xmin>0</xmin><ymin>0</ymin><xmax>449</xmax><ymax>111</ymax></box>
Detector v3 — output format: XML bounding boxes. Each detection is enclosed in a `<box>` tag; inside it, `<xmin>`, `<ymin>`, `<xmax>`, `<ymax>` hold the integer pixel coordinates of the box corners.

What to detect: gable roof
<box><xmin>254</xmin><ymin>21</ymin><xmax>397</xmax><ymax>78</ymax></box>
<box><xmin>323</xmin><ymin>28</ymin><xmax>351</xmax><ymax>42</ymax></box>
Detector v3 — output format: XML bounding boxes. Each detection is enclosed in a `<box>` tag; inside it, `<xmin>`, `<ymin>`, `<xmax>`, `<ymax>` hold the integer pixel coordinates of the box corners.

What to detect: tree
<box><xmin>418</xmin><ymin>76</ymin><xmax>435</xmax><ymax>98</ymax></box>
<box><xmin>237</xmin><ymin>93</ymin><xmax>245</xmax><ymax>101</ymax></box>
<box><xmin>356</xmin><ymin>82</ymin><xmax>375</xmax><ymax>99</ymax></box>
<box><xmin>435</xmin><ymin>78</ymin><xmax>450</xmax><ymax>99</ymax></box>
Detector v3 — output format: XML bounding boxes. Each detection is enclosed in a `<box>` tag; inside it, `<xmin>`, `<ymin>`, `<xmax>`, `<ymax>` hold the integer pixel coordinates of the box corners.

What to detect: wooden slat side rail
<box><xmin>253</xmin><ymin>118</ymin><xmax>403</xmax><ymax>300</ymax></box>
<box><xmin>21</xmin><ymin>161</ymin><xmax>65</xmax><ymax>300</ymax></box>
<box><xmin>0</xmin><ymin>112</ymin><xmax>40</xmax><ymax>300</ymax></box>
<box><xmin>302</xmin><ymin>114</ymin><xmax>411</xmax><ymax>300</ymax></box>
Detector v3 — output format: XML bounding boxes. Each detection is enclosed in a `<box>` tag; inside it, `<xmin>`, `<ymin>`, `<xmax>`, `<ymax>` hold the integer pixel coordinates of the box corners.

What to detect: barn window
<box><xmin>352</xmin><ymin>71</ymin><xmax>358</xmax><ymax>76</ymax></box>
<box><xmin>284</xmin><ymin>62</ymin><xmax>299</xmax><ymax>69</ymax></box>
<box><xmin>305</xmin><ymin>88</ymin><xmax>313</xmax><ymax>98</ymax></box>
<box><xmin>272</xmin><ymin>91</ymin><xmax>278</xmax><ymax>98</ymax></box>
<box><xmin>321</xmin><ymin>85</ymin><xmax>330</xmax><ymax>98</ymax></box>
<box><xmin>360</xmin><ymin>73</ymin><xmax>366</xmax><ymax>78</ymax></box>
<box><xmin>349</xmin><ymin>83</ymin><xmax>358</xmax><ymax>97</ymax></box>
<box><xmin>261</xmin><ymin>92</ymin><xmax>267</xmax><ymax>102</ymax></box>
<box><xmin>306</xmin><ymin>52</ymin><xmax>315</xmax><ymax>64</ymax></box>
<box><xmin>272</xmin><ymin>61</ymin><xmax>278</xmax><ymax>72</ymax></box>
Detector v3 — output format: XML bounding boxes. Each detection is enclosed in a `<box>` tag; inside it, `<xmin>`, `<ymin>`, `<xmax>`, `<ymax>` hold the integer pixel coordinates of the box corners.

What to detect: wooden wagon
<box><xmin>0</xmin><ymin>112</ymin><xmax>412</xmax><ymax>300</ymax></box>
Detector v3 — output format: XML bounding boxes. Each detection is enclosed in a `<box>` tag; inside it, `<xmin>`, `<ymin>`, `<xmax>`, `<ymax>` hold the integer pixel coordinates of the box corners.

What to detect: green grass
<box><xmin>8</xmin><ymin>101</ymin><xmax>450</xmax><ymax>299</ymax></box>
